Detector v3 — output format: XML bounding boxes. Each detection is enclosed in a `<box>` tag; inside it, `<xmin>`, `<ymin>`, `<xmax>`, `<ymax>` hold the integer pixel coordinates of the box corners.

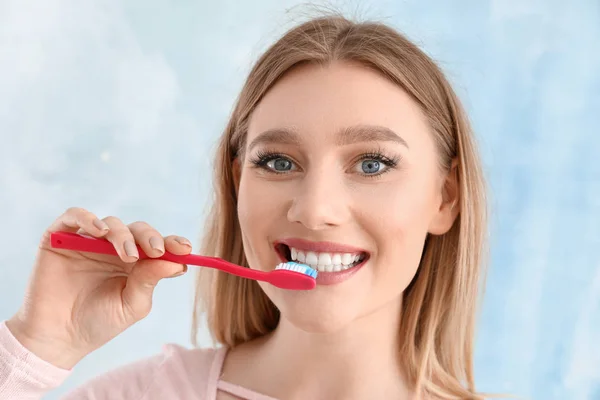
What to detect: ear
<box><xmin>428</xmin><ymin>159</ymin><xmax>460</xmax><ymax>235</ymax></box>
<box><xmin>232</xmin><ymin>157</ymin><xmax>241</xmax><ymax>197</ymax></box>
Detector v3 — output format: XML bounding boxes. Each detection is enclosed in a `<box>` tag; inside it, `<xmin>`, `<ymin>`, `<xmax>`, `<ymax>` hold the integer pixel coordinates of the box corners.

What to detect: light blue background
<box><xmin>1</xmin><ymin>1</ymin><xmax>599</xmax><ymax>399</ymax></box>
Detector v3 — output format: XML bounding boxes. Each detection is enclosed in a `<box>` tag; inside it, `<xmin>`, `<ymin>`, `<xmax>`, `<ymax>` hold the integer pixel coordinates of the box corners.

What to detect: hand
<box><xmin>6</xmin><ymin>207</ymin><xmax>191</xmax><ymax>369</ymax></box>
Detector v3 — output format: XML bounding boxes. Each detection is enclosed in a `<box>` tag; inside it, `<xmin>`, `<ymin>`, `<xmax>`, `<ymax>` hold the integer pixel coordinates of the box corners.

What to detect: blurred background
<box><xmin>1</xmin><ymin>0</ymin><xmax>599</xmax><ymax>399</ymax></box>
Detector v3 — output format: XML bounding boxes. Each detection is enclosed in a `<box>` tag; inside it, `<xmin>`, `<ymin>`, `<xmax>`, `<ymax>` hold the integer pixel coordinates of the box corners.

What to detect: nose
<box><xmin>286</xmin><ymin>169</ymin><xmax>351</xmax><ymax>230</ymax></box>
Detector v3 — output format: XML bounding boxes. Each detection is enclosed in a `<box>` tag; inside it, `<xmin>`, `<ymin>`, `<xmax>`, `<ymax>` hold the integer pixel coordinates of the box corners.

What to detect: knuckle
<box><xmin>102</xmin><ymin>216</ymin><xmax>122</xmax><ymax>225</ymax></box>
<box><xmin>81</xmin><ymin>212</ymin><xmax>98</xmax><ymax>224</ymax></box>
<box><xmin>65</xmin><ymin>206</ymin><xmax>86</xmax><ymax>216</ymax></box>
<box><xmin>101</xmin><ymin>217</ymin><xmax>137</xmax><ymax>242</ymax></box>
<box><xmin>128</xmin><ymin>220</ymin><xmax>149</xmax><ymax>230</ymax></box>
<box><xmin>115</xmin><ymin>228</ymin><xmax>134</xmax><ymax>239</ymax></box>
<box><xmin>129</xmin><ymin>221</ymin><xmax>159</xmax><ymax>237</ymax></box>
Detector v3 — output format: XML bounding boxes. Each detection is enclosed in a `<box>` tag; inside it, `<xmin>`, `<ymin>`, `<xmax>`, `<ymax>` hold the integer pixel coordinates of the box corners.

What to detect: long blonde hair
<box><xmin>193</xmin><ymin>14</ymin><xmax>488</xmax><ymax>400</ymax></box>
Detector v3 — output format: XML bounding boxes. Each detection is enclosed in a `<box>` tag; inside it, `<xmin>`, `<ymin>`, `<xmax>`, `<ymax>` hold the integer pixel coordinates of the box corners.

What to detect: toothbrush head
<box><xmin>269</xmin><ymin>262</ymin><xmax>318</xmax><ymax>290</ymax></box>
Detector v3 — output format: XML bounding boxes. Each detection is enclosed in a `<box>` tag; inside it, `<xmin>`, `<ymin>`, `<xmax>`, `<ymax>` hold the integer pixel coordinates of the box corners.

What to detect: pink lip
<box><xmin>274</xmin><ymin>238</ymin><xmax>369</xmax><ymax>286</ymax></box>
<box><xmin>314</xmin><ymin>261</ymin><xmax>367</xmax><ymax>285</ymax></box>
<box><xmin>276</xmin><ymin>238</ymin><xmax>368</xmax><ymax>254</ymax></box>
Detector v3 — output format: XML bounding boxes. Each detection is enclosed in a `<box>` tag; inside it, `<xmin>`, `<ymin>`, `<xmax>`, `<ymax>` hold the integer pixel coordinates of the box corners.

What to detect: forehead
<box><xmin>247</xmin><ymin>62</ymin><xmax>432</xmax><ymax>148</ymax></box>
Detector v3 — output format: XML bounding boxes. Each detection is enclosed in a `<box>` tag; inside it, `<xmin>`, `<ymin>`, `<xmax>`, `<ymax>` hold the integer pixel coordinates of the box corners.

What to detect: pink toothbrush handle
<box><xmin>50</xmin><ymin>231</ymin><xmax>270</xmax><ymax>282</ymax></box>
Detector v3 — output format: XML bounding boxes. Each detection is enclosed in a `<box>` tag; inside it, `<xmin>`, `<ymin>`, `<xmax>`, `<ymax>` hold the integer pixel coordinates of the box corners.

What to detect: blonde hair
<box><xmin>193</xmin><ymin>14</ymin><xmax>488</xmax><ymax>400</ymax></box>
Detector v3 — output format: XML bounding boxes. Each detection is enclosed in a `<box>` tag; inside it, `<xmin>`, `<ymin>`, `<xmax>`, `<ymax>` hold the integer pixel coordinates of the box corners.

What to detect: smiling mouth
<box><xmin>276</xmin><ymin>243</ymin><xmax>368</xmax><ymax>273</ymax></box>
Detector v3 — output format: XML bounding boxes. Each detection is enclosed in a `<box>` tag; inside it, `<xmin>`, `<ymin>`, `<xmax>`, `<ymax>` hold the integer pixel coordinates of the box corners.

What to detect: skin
<box><xmin>7</xmin><ymin>61</ymin><xmax>458</xmax><ymax>400</ymax></box>
<box><xmin>223</xmin><ymin>62</ymin><xmax>459</xmax><ymax>399</ymax></box>
<box><xmin>7</xmin><ymin>211</ymin><xmax>191</xmax><ymax>369</ymax></box>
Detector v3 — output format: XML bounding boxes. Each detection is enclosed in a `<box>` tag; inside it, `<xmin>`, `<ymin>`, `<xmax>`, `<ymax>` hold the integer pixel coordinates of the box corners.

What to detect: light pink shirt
<box><xmin>0</xmin><ymin>321</ymin><xmax>278</xmax><ymax>400</ymax></box>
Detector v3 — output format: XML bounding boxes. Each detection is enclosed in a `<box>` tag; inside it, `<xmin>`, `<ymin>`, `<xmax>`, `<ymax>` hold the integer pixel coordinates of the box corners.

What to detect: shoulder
<box><xmin>159</xmin><ymin>343</ymin><xmax>227</xmax><ymax>386</ymax></box>
<box><xmin>65</xmin><ymin>344</ymin><xmax>227</xmax><ymax>400</ymax></box>
<box><xmin>161</xmin><ymin>343</ymin><xmax>223</xmax><ymax>372</ymax></box>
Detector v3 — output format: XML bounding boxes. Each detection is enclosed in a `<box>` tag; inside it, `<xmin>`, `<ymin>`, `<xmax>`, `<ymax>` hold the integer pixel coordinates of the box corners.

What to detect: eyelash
<box><xmin>249</xmin><ymin>148</ymin><xmax>400</xmax><ymax>178</ymax></box>
<box><xmin>250</xmin><ymin>150</ymin><xmax>289</xmax><ymax>169</ymax></box>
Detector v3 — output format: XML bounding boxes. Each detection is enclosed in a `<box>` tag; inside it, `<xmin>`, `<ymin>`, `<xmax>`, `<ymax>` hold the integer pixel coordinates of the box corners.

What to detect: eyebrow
<box><xmin>247</xmin><ymin>124</ymin><xmax>409</xmax><ymax>152</ymax></box>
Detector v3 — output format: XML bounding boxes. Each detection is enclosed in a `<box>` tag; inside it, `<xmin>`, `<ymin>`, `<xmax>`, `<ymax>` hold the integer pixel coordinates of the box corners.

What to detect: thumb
<box><xmin>121</xmin><ymin>261</ymin><xmax>187</xmax><ymax>321</ymax></box>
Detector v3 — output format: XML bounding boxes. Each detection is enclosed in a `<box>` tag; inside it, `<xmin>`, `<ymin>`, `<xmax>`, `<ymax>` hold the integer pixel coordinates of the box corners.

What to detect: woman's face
<box><xmin>236</xmin><ymin>62</ymin><xmax>456</xmax><ymax>332</ymax></box>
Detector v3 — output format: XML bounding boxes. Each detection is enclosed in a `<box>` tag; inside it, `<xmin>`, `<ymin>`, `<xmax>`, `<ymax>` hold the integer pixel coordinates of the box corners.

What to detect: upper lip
<box><xmin>276</xmin><ymin>238</ymin><xmax>369</xmax><ymax>254</ymax></box>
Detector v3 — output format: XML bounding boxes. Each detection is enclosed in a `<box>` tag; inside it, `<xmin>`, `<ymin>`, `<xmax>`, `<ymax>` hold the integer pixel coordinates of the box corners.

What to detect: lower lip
<box><xmin>314</xmin><ymin>261</ymin><xmax>366</xmax><ymax>285</ymax></box>
<box><xmin>276</xmin><ymin>251</ymin><xmax>366</xmax><ymax>286</ymax></box>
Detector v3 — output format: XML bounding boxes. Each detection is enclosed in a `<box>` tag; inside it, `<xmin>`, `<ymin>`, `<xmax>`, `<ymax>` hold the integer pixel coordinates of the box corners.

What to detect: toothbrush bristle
<box><xmin>275</xmin><ymin>261</ymin><xmax>318</xmax><ymax>279</ymax></box>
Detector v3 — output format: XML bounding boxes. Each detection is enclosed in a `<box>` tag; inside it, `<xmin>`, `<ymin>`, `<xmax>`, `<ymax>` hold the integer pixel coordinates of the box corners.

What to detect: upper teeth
<box><xmin>290</xmin><ymin>247</ymin><xmax>364</xmax><ymax>272</ymax></box>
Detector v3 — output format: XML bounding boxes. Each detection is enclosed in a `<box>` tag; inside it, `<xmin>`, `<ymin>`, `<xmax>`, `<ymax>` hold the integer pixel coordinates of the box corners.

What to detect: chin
<box><xmin>281</xmin><ymin>311</ymin><xmax>354</xmax><ymax>334</ymax></box>
<box><xmin>277</xmin><ymin>299</ymin><xmax>359</xmax><ymax>334</ymax></box>
<box><xmin>258</xmin><ymin>265</ymin><xmax>375</xmax><ymax>332</ymax></box>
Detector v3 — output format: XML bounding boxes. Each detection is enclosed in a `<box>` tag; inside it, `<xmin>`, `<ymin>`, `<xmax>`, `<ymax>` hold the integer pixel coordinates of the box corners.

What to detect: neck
<box><xmin>248</xmin><ymin>296</ymin><xmax>412</xmax><ymax>399</ymax></box>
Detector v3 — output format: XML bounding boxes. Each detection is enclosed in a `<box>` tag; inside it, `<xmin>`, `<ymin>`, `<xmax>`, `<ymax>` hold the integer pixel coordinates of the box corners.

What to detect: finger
<box><xmin>48</xmin><ymin>207</ymin><xmax>110</xmax><ymax>237</ymax></box>
<box><xmin>128</xmin><ymin>221</ymin><xmax>165</xmax><ymax>258</ymax></box>
<box><xmin>164</xmin><ymin>235</ymin><xmax>193</xmax><ymax>256</ymax></box>
<box><xmin>102</xmin><ymin>216</ymin><xmax>139</xmax><ymax>263</ymax></box>
<box><xmin>121</xmin><ymin>259</ymin><xmax>187</xmax><ymax>321</ymax></box>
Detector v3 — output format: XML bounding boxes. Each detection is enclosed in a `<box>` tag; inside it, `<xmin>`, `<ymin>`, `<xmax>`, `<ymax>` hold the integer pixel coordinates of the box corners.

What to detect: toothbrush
<box><xmin>50</xmin><ymin>231</ymin><xmax>317</xmax><ymax>290</ymax></box>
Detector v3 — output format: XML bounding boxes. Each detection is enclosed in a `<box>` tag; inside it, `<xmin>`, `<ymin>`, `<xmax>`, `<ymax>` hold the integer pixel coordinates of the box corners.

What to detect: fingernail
<box><xmin>168</xmin><ymin>270</ymin><xmax>186</xmax><ymax>278</ymax></box>
<box><xmin>124</xmin><ymin>240</ymin><xmax>139</xmax><ymax>259</ymax></box>
<box><xmin>149</xmin><ymin>237</ymin><xmax>165</xmax><ymax>253</ymax></box>
<box><xmin>93</xmin><ymin>219</ymin><xmax>109</xmax><ymax>231</ymax></box>
<box><xmin>174</xmin><ymin>237</ymin><xmax>192</xmax><ymax>248</ymax></box>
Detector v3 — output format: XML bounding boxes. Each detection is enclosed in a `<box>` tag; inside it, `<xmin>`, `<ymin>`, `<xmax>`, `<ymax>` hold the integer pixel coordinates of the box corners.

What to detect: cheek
<box><xmin>361</xmin><ymin>175</ymin><xmax>438</xmax><ymax>291</ymax></box>
<box><xmin>238</xmin><ymin>174</ymin><xmax>286</xmax><ymax>226</ymax></box>
<box><xmin>360</xmin><ymin>174</ymin><xmax>438</xmax><ymax>237</ymax></box>
<box><xmin>237</xmin><ymin>173</ymin><xmax>287</xmax><ymax>269</ymax></box>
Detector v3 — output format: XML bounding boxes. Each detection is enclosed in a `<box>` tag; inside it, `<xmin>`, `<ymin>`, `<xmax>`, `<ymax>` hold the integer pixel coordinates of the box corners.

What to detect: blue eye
<box><xmin>251</xmin><ymin>150</ymin><xmax>399</xmax><ymax>178</ymax></box>
<box><xmin>267</xmin><ymin>158</ymin><xmax>293</xmax><ymax>171</ymax></box>
<box><xmin>353</xmin><ymin>152</ymin><xmax>399</xmax><ymax>177</ymax></box>
<box><xmin>361</xmin><ymin>159</ymin><xmax>382</xmax><ymax>174</ymax></box>
<box><xmin>250</xmin><ymin>151</ymin><xmax>297</xmax><ymax>173</ymax></box>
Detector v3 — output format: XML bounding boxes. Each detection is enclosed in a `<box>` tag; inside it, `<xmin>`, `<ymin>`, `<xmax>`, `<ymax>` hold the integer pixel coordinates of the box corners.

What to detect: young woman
<box><xmin>1</xmin><ymin>14</ymin><xmax>488</xmax><ymax>400</ymax></box>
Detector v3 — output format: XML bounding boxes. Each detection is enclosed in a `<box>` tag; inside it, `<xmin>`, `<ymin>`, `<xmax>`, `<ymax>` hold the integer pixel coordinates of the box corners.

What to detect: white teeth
<box><xmin>288</xmin><ymin>247</ymin><xmax>365</xmax><ymax>272</ymax></box>
<box><xmin>317</xmin><ymin>253</ymin><xmax>332</xmax><ymax>266</ymax></box>
<box><xmin>296</xmin><ymin>251</ymin><xmax>306</xmax><ymax>263</ymax></box>
<box><xmin>331</xmin><ymin>253</ymin><xmax>342</xmax><ymax>265</ymax></box>
<box><xmin>318</xmin><ymin>264</ymin><xmax>339</xmax><ymax>272</ymax></box>
<box><xmin>341</xmin><ymin>253</ymin><xmax>354</xmax><ymax>265</ymax></box>
<box><xmin>305</xmin><ymin>251</ymin><xmax>318</xmax><ymax>266</ymax></box>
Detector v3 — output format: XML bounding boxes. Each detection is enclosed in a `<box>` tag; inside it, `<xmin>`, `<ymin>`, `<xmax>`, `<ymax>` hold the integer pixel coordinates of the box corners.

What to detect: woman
<box><xmin>1</xmin><ymin>14</ymin><xmax>488</xmax><ymax>400</ymax></box>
